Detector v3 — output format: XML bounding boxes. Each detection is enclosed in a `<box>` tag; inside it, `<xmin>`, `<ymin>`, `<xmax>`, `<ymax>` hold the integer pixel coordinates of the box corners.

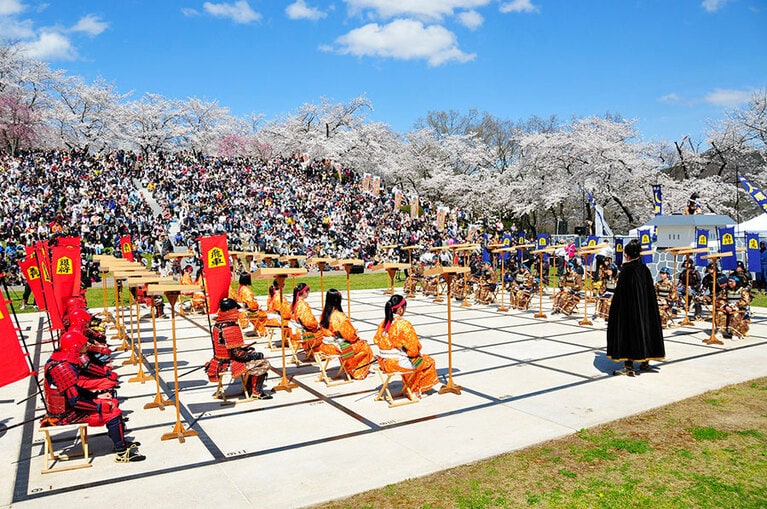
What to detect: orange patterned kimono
<box><xmin>267</xmin><ymin>292</ymin><xmax>291</xmax><ymax>343</ymax></box>
<box><xmin>373</xmin><ymin>316</ymin><xmax>438</xmax><ymax>395</ymax></box>
<box><xmin>238</xmin><ymin>285</ymin><xmax>266</xmax><ymax>335</ymax></box>
<box><xmin>317</xmin><ymin>310</ymin><xmax>373</xmax><ymax>379</ymax></box>
<box><xmin>181</xmin><ymin>272</ymin><xmax>206</xmax><ymax>312</ymax></box>
<box><xmin>291</xmin><ymin>300</ymin><xmax>321</xmax><ymax>357</ymax></box>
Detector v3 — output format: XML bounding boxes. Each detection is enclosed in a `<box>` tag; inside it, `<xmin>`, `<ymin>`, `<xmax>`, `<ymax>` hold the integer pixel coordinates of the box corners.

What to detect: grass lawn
<box><xmin>317</xmin><ymin>378</ymin><xmax>767</xmax><ymax>508</ymax></box>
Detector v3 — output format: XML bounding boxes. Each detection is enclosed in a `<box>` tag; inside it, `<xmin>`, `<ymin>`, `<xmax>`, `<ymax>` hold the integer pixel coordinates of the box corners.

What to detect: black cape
<box><xmin>606</xmin><ymin>259</ymin><xmax>665</xmax><ymax>362</ymax></box>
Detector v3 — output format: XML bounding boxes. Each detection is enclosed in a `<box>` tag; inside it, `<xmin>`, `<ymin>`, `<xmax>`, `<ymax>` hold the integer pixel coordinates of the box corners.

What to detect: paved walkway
<box><xmin>2</xmin><ymin>289</ymin><xmax>766</xmax><ymax>508</ymax></box>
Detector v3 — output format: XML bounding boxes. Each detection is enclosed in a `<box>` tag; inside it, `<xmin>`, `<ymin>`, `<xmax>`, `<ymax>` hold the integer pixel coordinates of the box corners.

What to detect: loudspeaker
<box><xmin>556</xmin><ymin>220</ymin><xmax>568</xmax><ymax>235</ymax></box>
<box><xmin>350</xmin><ymin>264</ymin><xmax>364</xmax><ymax>274</ymax></box>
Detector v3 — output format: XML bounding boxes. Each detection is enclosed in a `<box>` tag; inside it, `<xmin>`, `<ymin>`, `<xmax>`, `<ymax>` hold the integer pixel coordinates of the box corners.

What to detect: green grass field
<box><xmin>318</xmin><ymin>378</ymin><xmax>767</xmax><ymax>508</ymax></box>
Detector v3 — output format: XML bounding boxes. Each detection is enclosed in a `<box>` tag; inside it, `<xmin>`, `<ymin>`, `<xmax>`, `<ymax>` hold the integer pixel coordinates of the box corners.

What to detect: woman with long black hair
<box><xmin>316</xmin><ymin>289</ymin><xmax>373</xmax><ymax>379</ymax></box>
<box><xmin>373</xmin><ymin>295</ymin><xmax>438</xmax><ymax>396</ymax></box>
<box><xmin>290</xmin><ymin>282</ymin><xmax>320</xmax><ymax>359</ymax></box>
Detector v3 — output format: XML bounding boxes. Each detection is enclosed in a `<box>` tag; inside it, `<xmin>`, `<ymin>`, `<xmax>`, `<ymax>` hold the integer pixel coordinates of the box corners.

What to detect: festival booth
<box><xmin>635</xmin><ymin>214</ymin><xmax>735</xmax><ymax>249</ymax></box>
<box><xmin>736</xmin><ymin>213</ymin><xmax>767</xmax><ymax>237</ymax></box>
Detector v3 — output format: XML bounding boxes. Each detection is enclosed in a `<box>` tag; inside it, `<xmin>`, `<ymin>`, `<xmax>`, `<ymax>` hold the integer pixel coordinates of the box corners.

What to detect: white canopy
<box><xmin>736</xmin><ymin>213</ymin><xmax>767</xmax><ymax>235</ymax></box>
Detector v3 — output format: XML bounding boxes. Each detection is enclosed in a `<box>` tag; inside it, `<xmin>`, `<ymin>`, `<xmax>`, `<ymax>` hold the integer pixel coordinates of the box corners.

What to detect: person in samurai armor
<box><xmin>208</xmin><ymin>298</ymin><xmax>272</xmax><ymax>399</ymax></box>
<box><xmin>43</xmin><ymin>330</ymin><xmax>144</xmax><ymax>462</ymax></box>
<box><xmin>718</xmin><ymin>275</ymin><xmax>751</xmax><ymax>339</ymax></box>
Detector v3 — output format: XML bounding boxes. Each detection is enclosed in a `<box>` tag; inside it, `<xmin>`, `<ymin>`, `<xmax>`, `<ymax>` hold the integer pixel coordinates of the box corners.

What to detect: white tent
<box><xmin>736</xmin><ymin>213</ymin><xmax>767</xmax><ymax>235</ymax></box>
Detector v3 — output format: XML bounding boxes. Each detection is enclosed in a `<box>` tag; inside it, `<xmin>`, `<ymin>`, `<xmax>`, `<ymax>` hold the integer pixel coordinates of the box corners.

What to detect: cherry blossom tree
<box><xmin>48</xmin><ymin>76</ymin><xmax>129</xmax><ymax>152</ymax></box>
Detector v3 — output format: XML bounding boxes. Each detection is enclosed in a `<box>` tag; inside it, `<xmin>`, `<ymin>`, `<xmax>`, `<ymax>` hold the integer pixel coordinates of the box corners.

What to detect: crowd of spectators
<box><xmin>0</xmin><ymin>149</ymin><xmax>498</xmax><ymax>277</ymax></box>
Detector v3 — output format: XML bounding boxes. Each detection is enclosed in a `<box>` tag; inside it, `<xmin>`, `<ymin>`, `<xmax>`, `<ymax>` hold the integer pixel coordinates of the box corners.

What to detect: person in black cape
<box><xmin>606</xmin><ymin>239</ymin><xmax>664</xmax><ymax>376</ymax></box>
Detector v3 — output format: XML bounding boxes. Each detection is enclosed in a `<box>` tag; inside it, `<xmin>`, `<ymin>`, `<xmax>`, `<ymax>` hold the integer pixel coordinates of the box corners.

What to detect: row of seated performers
<box><xmin>208</xmin><ymin>276</ymin><xmax>439</xmax><ymax>398</ymax></box>
<box><xmin>42</xmin><ymin>297</ymin><xmax>146</xmax><ymax>462</ymax></box>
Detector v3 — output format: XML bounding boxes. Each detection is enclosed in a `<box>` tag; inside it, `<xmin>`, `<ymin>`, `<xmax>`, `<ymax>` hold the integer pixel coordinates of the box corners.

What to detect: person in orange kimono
<box><xmin>317</xmin><ymin>289</ymin><xmax>373</xmax><ymax>379</ymax></box>
<box><xmin>373</xmin><ymin>294</ymin><xmax>439</xmax><ymax>397</ymax></box>
<box><xmin>237</xmin><ymin>272</ymin><xmax>266</xmax><ymax>336</ymax></box>
<box><xmin>180</xmin><ymin>264</ymin><xmax>206</xmax><ymax>313</ymax></box>
<box><xmin>290</xmin><ymin>282</ymin><xmax>320</xmax><ymax>360</ymax></box>
<box><xmin>267</xmin><ymin>279</ymin><xmax>291</xmax><ymax>347</ymax></box>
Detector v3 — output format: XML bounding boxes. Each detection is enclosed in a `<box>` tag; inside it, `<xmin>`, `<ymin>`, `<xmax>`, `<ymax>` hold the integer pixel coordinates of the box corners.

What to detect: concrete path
<box><xmin>2</xmin><ymin>289</ymin><xmax>766</xmax><ymax>508</ymax></box>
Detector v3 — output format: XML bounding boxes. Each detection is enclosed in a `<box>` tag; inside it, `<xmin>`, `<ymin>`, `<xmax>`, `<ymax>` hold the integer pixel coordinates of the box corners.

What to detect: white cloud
<box><xmin>181</xmin><ymin>7</ymin><xmax>200</xmax><ymax>17</ymax></box>
<box><xmin>286</xmin><ymin>0</ymin><xmax>327</xmax><ymax>21</ymax></box>
<box><xmin>704</xmin><ymin>88</ymin><xmax>754</xmax><ymax>107</ymax></box>
<box><xmin>0</xmin><ymin>16</ymin><xmax>34</xmax><ymax>39</ymax></box>
<box><xmin>458</xmin><ymin>10</ymin><xmax>483</xmax><ymax>30</ymax></box>
<box><xmin>344</xmin><ymin>0</ymin><xmax>490</xmax><ymax>22</ymax></box>
<box><xmin>203</xmin><ymin>1</ymin><xmax>261</xmax><ymax>24</ymax></box>
<box><xmin>334</xmin><ymin>18</ymin><xmax>475</xmax><ymax>66</ymax></box>
<box><xmin>701</xmin><ymin>0</ymin><xmax>729</xmax><ymax>13</ymax></box>
<box><xmin>0</xmin><ymin>0</ymin><xmax>24</xmax><ymax>16</ymax></box>
<box><xmin>499</xmin><ymin>0</ymin><xmax>540</xmax><ymax>14</ymax></box>
<box><xmin>19</xmin><ymin>31</ymin><xmax>76</xmax><ymax>60</ymax></box>
<box><xmin>71</xmin><ymin>14</ymin><xmax>108</xmax><ymax>36</ymax></box>
<box><xmin>658</xmin><ymin>93</ymin><xmax>682</xmax><ymax>104</ymax></box>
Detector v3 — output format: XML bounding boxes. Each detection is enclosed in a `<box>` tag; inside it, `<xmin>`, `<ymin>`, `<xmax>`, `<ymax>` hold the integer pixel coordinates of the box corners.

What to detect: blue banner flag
<box><xmin>652</xmin><ymin>185</ymin><xmax>662</xmax><ymax>216</ymax></box>
<box><xmin>695</xmin><ymin>228</ymin><xmax>709</xmax><ymax>267</ymax></box>
<box><xmin>518</xmin><ymin>232</ymin><xmax>526</xmax><ymax>263</ymax></box>
<box><xmin>718</xmin><ymin>226</ymin><xmax>737</xmax><ymax>271</ymax></box>
<box><xmin>584</xmin><ymin>235</ymin><xmax>599</xmax><ymax>266</ymax></box>
<box><xmin>537</xmin><ymin>234</ymin><xmax>550</xmax><ymax>262</ymax></box>
<box><xmin>738</xmin><ymin>175</ymin><xmax>767</xmax><ymax>214</ymax></box>
<box><xmin>501</xmin><ymin>234</ymin><xmax>513</xmax><ymax>263</ymax></box>
<box><xmin>614</xmin><ymin>237</ymin><xmax>624</xmax><ymax>266</ymax></box>
<box><xmin>639</xmin><ymin>228</ymin><xmax>653</xmax><ymax>264</ymax></box>
<box><xmin>482</xmin><ymin>233</ymin><xmax>491</xmax><ymax>263</ymax></box>
<box><xmin>746</xmin><ymin>232</ymin><xmax>760</xmax><ymax>272</ymax></box>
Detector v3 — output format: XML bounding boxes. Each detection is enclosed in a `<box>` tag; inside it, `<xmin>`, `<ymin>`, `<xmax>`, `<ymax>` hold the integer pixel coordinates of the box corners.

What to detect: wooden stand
<box><xmin>492</xmin><ymin>247</ymin><xmax>517</xmax><ymax>312</ymax></box>
<box><xmin>147</xmin><ymin>284</ymin><xmax>201</xmax><ymax>443</ymax></box>
<box><xmin>127</xmin><ymin>277</ymin><xmax>172</xmax><ymax>384</ymax></box>
<box><xmin>372</xmin><ymin>262</ymin><xmax>410</xmax><ymax>297</ymax></box>
<box><xmin>674</xmin><ymin>248</ymin><xmax>709</xmax><ymax>326</ymax></box>
<box><xmin>454</xmin><ymin>245</ymin><xmax>479</xmax><ymax>308</ymax></box>
<box><xmin>144</xmin><ymin>301</ymin><xmax>172</xmax><ymax>411</ymax></box>
<box><xmin>103</xmin><ymin>262</ymin><xmax>146</xmax><ymax>349</ymax></box>
<box><xmin>401</xmin><ymin>246</ymin><xmax>421</xmax><ymax>298</ymax></box>
<box><xmin>334</xmin><ymin>259</ymin><xmax>363</xmax><ymax>318</ymax></box>
<box><xmin>280</xmin><ymin>255</ymin><xmax>307</xmax><ymax>291</ymax></box>
<box><xmin>702</xmin><ymin>252</ymin><xmax>731</xmax><ymax>345</ymax></box>
<box><xmin>428</xmin><ymin>246</ymin><xmax>451</xmax><ymax>303</ymax></box>
<box><xmin>575</xmin><ymin>243</ymin><xmax>608</xmax><ymax>327</ymax></box>
<box><xmin>162</xmin><ymin>251</ymin><xmax>196</xmax><ymax>316</ymax></box>
<box><xmin>114</xmin><ymin>271</ymin><xmax>154</xmax><ymax>366</ymax></box>
<box><xmin>254</xmin><ymin>267</ymin><xmax>307</xmax><ymax>392</ymax></box>
<box><xmin>307</xmin><ymin>257</ymin><xmax>336</xmax><ymax>308</ymax></box>
<box><xmin>530</xmin><ymin>245</ymin><xmax>561</xmax><ymax>319</ymax></box>
<box><xmin>435</xmin><ymin>266</ymin><xmax>469</xmax><ymax>396</ymax></box>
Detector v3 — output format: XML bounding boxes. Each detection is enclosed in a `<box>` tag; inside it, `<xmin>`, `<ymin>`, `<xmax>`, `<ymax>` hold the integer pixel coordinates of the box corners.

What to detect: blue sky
<box><xmin>1</xmin><ymin>0</ymin><xmax>765</xmax><ymax>142</ymax></box>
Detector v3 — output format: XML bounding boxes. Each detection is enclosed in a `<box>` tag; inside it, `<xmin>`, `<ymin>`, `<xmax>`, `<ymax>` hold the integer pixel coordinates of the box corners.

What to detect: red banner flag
<box><xmin>58</xmin><ymin>236</ymin><xmax>81</xmax><ymax>249</ymax></box>
<box><xmin>36</xmin><ymin>242</ymin><xmax>63</xmax><ymax>331</ymax></box>
<box><xmin>199</xmin><ymin>234</ymin><xmax>231</xmax><ymax>314</ymax></box>
<box><xmin>0</xmin><ymin>297</ymin><xmax>32</xmax><ymax>388</ymax></box>
<box><xmin>52</xmin><ymin>244</ymin><xmax>81</xmax><ymax>316</ymax></box>
<box><xmin>57</xmin><ymin>236</ymin><xmax>82</xmax><ymax>293</ymax></box>
<box><xmin>120</xmin><ymin>235</ymin><xmax>134</xmax><ymax>262</ymax></box>
<box><xmin>18</xmin><ymin>257</ymin><xmax>46</xmax><ymax>311</ymax></box>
